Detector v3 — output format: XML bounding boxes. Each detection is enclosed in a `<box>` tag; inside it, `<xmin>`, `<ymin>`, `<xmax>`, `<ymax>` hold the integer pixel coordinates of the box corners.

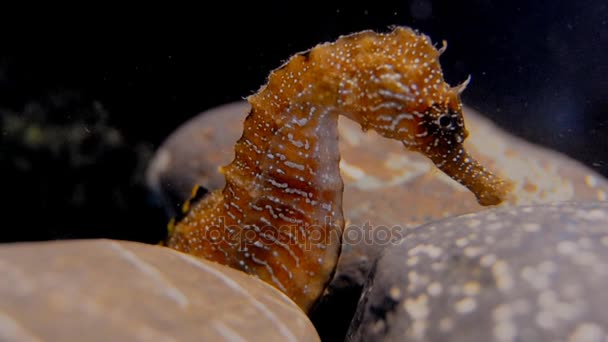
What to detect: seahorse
<box><xmin>166</xmin><ymin>27</ymin><xmax>511</xmax><ymax>312</ymax></box>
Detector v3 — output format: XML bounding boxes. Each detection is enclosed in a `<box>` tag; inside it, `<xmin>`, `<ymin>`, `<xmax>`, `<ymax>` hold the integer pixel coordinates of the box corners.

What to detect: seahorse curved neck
<box><xmin>217</xmin><ymin>94</ymin><xmax>344</xmax><ymax>311</ymax></box>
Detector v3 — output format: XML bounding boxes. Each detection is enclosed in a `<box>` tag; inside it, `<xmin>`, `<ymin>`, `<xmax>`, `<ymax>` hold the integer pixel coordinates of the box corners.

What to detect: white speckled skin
<box><xmin>166</xmin><ymin>27</ymin><xmax>509</xmax><ymax>312</ymax></box>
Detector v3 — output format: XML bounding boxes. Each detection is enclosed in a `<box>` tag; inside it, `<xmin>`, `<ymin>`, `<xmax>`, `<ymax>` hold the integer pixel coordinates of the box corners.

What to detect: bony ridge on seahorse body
<box><xmin>166</xmin><ymin>26</ymin><xmax>511</xmax><ymax>312</ymax></box>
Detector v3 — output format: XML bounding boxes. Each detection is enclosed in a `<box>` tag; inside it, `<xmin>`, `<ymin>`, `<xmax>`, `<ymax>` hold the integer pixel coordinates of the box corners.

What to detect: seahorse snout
<box><xmin>426</xmin><ymin>145</ymin><xmax>511</xmax><ymax>206</ymax></box>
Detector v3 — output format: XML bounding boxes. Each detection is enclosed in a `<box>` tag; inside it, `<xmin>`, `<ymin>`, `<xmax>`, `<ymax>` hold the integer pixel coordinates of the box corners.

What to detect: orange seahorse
<box><xmin>166</xmin><ymin>27</ymin><xmax>511</xmax><ymax>312</ymax></box>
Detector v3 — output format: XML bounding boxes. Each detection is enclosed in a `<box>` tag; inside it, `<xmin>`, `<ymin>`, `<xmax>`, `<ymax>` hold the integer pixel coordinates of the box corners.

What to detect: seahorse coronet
<box><xmin>166</xmin><ymin>26</ymin><xmax>511</xmax><ymax>312</ymax></box>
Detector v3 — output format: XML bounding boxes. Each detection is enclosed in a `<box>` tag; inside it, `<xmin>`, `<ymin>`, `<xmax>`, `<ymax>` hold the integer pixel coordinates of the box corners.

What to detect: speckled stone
<box><xmin>347</xmin><ymin>202</ymin><xmax>608</xmax><ymax>342</ymax></box>
<box><xmin>0</xmin><ymin>240</ymin><xmax>319</xmax><ymax>342</ymax></box>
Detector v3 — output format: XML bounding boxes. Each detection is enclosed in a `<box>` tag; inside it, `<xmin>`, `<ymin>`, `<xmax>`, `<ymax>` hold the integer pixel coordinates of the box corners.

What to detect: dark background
<box><xmin>1</xmin><ymin>1</ymin><xmax>607</xmax><ymax>243</ymax></box>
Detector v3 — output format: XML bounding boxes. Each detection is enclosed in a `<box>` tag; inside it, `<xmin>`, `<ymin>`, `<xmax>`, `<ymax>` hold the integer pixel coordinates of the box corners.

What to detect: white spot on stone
<box><xmin>370</xmin><ymin>320</ymin><xmax>386</xmax><ymax>335</ymax></box>
<box><xmin>536</xmin><ymin>311</ymin><xmax>556</xmax><ymax>330</ymax></box>
<box><xmin>539</xmin><ymin>260</ymin><xmax>557</xmax><ymax>274</ymax></box>
<box><xmin>584</xmin><ymin>175</ymin><xmax>598</xmax><ymax>188</ymax></box>
<box><xmin>455</xmin><ymin>297</ymin><xmax>477</xmax><ymax>314</ymax></box>
<box><xmin>536</xmin><ymin>289</ymin><xmax>584</xmax><ymax>328</ymax></box>
<box><xmin>455</xmin><ymin>238</ymin><xmax>468</xmax><ymax>247</ymax></box>
<box><xmin>408</xmin><ymin>271</ymin><xmax>430</xmax><ymax>291</ymax></box>
<box><xmin>467</xmin><ymin>219</ymin><xmax>481</xmax><ymax>228</ymax></box>
<box><xmin>585</xmin><ymin>209</ymin><xmax>606</xmax><ymax>221</ymax></box>
<box><xmin>408</xmin><ymin>244</ymin><xmax>443</xmax><ymax>259</ymax></box>
<box><xmin>175</xmin><ymin>254</ymin><xmax>298</xmax><ymax>341</ymax></box>
<box><xmin>340</xmin><ymin>154</ymin><xmax>430</xmax><ymax>190</ymax></box>
<box><xmin>213</xmin><ymin>320</ymin><xmax>248</xmax><ymax>342</ymax></box>
<box><xmin>439</xmin><ymin>318</ymin><xmax>453</xmax><ymax>332</ymax></box>
<box><xmin>568</xmin><ymin>323</ymin><xmax>604</xmax><ymax>342</ymax></box>
<box><xmin>0</xmin><ymin>311</ymin><xmax>42</xmax><ymax>342</ymax></box>
<box><xmin>480</xmin><ymin>254</ymin><xmax>497</xmax><ymax>267</ymax></box>
<box><xmin>521</xmin><ymin>266</ymin><xmax>550</xmax><ymax>290</ymax></box>
<box><xmin>494</xmin><ymin>321</ymin><xmax>517</xmax><ymax>342</ymax></box>
<box><xmin>431</xmin><ymin>261</ymin><xmax>446</xmax><ymax>272</ymax></box>
<box><xmin>522</xmin><ymin>223</ymin><xmax>541</xmax><ymax>232</ymax></box>
<box><xmin>403</xmin><ymin>294</ymin><xmax>429</xmax><ymax>340</ymax></box>
<box><xmin>486</xmin><ymin>222</ymin><xmax>504</xmax><ymax>231</ymax></box>
<box><xmin>557</xmin><ymin>241</ymin><xmax>578</xmax><ymax>256</ymax></box>
<box><xmin>109</xmin><ymin>242</ymin><xmax>189</xmax><ymax>308</ymax></box>
<box><xmin>492</xmin><ymin>260</ymin><xmax>514</xmax><ymax>292</ymax></box>
<box><xmin>464</xmin><ymin>246</ymin><xmax>484</xmax><ymax>258</ymax></box>
<box><xmin>389</xmin><ymin>286</ymin><xmax>402</xmax><ymax>300</ymax></box>
<box><xmin>486</xmin><ymin>212</ymin><xmax>499</xmax><ymax>220</ymax></box>
<box><xmin>463</xmin><ymin>281</ymin><xmax>481</xmax><ymax>296</ymax></box>
<box><xmin>493</xmin><ymin>304</ymin><xmax>513</xmax><ymax>322</ymax></box>
<box><xmin>407</xmin><ymin>255</ymin><xmax>419</xmax><ymax>266</ymax></box>
<box><xmin>427</xmin><ymin>282</ymin><xmax>442</xmax><ymax>296</ymax></box>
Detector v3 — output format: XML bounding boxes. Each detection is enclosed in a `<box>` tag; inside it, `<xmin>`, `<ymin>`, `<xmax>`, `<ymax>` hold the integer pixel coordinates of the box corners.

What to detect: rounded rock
<box><xmin>347</xmin><ymin>202</ymin><xmax>608</xmax><ymax>342</ymax></box>
<box><xmin>0</xmin><ymin>239</ymin><xmax>319</xmax><ymax>342</ymax></box>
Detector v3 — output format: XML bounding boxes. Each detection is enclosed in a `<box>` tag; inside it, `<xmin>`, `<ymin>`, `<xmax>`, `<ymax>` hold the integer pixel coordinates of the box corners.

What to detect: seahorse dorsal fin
<box><xmin>454</xmin><ymin>74</ymin><xmax>471</xmax><ymax>94</ymax></box>
<box><xmin>438</xmin><ymin>40</ymin><xmax>448</xmax><ymax>55</ymax></box>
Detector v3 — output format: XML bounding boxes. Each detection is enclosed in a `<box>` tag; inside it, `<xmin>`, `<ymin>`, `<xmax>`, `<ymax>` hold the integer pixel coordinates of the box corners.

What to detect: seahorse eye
<box><xmin>438</xmin><ymin>115</ymin><xmax>453</xmax><ymax>128</ymax></box>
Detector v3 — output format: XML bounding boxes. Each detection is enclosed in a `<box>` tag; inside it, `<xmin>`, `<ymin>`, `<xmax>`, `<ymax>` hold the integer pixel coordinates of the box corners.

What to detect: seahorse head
<box><xmin>336</xmin><ymin>27</ymin><xmax>511</xmax><ymax>205</ymax></box>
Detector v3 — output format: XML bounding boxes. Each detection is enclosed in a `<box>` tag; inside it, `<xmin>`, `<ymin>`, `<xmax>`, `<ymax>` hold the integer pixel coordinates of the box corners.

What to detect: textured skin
<box><xmin>166</xmin><ymin>27</ymin><xmax>510</xmax><ymax>311</ymax></box>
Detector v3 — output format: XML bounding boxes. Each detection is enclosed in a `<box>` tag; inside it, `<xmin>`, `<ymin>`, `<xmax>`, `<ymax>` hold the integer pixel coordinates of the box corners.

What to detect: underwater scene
<box><xmin>1</xmin><ymin>2</ymin><xmax>607</xmax><ymax>341</ymax></box>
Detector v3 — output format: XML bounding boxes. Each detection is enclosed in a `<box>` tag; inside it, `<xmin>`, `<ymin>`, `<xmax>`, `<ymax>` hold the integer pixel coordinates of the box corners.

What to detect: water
<box><xmin>0</xmin><ymin>1</ymin><xmax>606</xmax><ymax>244</ymax></box>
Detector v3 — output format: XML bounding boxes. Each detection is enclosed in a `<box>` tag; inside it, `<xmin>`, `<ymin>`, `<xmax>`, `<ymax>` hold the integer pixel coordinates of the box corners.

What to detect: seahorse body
<box><xmin>167</xmin><ymin>27</ymin><xmax>511</xmax><ymax>311</ymax></box>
